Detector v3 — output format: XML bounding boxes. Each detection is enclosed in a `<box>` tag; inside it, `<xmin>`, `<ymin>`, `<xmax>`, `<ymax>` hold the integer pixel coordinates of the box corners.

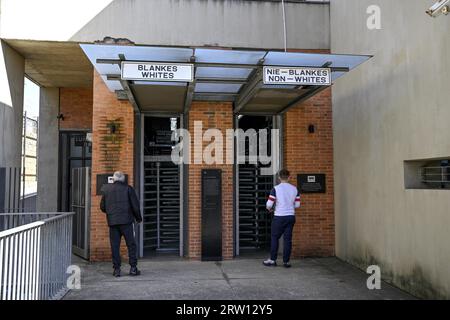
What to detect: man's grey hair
<box><xmin>113</xmin><ymin>171</ymin><xmax>126</xmax><ymax>183</ymax></box>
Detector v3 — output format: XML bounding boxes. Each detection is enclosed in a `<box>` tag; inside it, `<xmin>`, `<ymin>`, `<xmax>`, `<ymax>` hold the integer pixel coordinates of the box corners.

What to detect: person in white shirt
<box><xmin>263</xmin><ymin>169</ymin><xmax>301</xmax><ymax>268</ymax></box>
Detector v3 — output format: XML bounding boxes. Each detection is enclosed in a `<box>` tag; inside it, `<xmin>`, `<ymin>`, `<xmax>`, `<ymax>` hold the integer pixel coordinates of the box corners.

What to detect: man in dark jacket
<box><xmin>100</xmin><ymin>171</ymin><xmax>142</xmax><ymax>277</ymax></box>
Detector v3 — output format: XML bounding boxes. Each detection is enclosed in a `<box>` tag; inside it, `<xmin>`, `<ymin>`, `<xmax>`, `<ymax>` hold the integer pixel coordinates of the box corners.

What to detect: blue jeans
<box><xmin>270</xmin><ymin>215</ymin><xmax>296</xmax><ymax>263</ymax></box>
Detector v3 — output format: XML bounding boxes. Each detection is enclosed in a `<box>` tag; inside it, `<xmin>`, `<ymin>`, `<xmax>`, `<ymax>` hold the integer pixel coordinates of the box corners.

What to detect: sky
<box><xmin>23</xmin><ymin>78</ymin><xmax>39</xmax><ymax>119</ymax></box>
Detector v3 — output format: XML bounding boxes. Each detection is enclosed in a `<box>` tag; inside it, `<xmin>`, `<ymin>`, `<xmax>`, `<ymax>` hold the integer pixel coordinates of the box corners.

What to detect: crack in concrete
<box><xmin>215</xmin><ymin>262</ymin><xmax>239</xmax><ymax>299</ymax></box>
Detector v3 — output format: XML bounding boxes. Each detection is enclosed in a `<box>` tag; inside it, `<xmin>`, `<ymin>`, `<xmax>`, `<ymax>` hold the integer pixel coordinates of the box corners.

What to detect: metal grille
<box><xmin>143</xmin><ymin>161</ymin><xmax>180</xmax><ymax>252</ymax></box>
<box><xmin>420</xmin><ymin>166</ymin><xmax>450</xmax><ymax>184</ymax></box>
<box><xmin>238</xmin><ymin>165</ymin><xmax>273</xmax><ymax>250</ymax></box>
<box><xmin>0</xmin><ymin>167</ymin><xmax>21</xmax><ymax>213</ymax></box>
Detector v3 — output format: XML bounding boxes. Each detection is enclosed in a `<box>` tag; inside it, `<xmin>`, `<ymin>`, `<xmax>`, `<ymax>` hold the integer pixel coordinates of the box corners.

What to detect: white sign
<box><xmin>263</xmin><ymin>66</ymin><xmax>331</xmax><ymax>86</ymax></box>
<box><xmin>121</xmin><ymin>62</ymin><xmax>194</xmax><ymax>82</ymax></box>
<box><xmin>308</xmin><ymin>176</ymin><xmax>316</xmax><ymax>183</ymax></box>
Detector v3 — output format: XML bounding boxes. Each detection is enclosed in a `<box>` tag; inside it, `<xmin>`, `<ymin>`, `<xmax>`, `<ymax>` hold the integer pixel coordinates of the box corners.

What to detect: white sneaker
<box><xmin>263</xmin><ymin>259</ymin><xmax>277</xmax><ymax>267</ymax></box>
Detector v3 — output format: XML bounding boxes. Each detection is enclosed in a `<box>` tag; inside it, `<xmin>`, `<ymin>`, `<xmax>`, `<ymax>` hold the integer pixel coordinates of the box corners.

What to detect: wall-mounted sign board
<box><xmin>263</xmin><ymin>66</ymin><xmax>331</xmax><ymax>86</ymax></box>
<box><xmin>298</xmin><ymin>174</ymin><xmax>326</xmax><ymax>194</ymax></box>
<box><xmin>121</xmin><ymin>62</ymin><xmax>194</xmax><ymax>82</ymax></box>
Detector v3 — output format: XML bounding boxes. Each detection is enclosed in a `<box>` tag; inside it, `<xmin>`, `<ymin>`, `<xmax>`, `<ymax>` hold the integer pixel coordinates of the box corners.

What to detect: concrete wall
<box><xmin>0</xmin><ymin>40</ymin><xmax>24</xmax><ymax>213</ymax></box>
<box><xmin>0</xmin><ymin>40</ymin><xmax>24</xmax><ymax>169</ymax></box>
<box><xmin>331</xmin><ymin>0</ymin><xmax>450</xmax><ymax>299</ymax></box>
<box><xmin>37</xmin><ymin>88</ymin><xmax>59</xmax><ymax>212</ymax></box>
<box><xmin>0</xmin><ymin>0</ymin><xmax>329</xmax><ymax>50</ymax></box>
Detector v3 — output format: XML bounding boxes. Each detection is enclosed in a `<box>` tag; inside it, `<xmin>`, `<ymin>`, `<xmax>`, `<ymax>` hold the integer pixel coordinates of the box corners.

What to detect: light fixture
<box><xmin>426</xmin><ymin>0</ymin><xmax>450</xmax><ymax>17</ymax></box>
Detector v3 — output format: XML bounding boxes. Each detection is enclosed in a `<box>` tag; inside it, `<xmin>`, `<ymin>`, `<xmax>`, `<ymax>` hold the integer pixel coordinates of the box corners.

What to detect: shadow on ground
<box><xmin>64</xmin><ymin>256</ymin><xmax>415</xmax><ymax>300</ymax></box>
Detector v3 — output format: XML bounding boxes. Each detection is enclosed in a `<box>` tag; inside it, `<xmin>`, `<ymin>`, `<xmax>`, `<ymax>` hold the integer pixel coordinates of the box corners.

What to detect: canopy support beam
<box><xmin>278</xmin><ymin>85</ymin><xmax>329</xmax><ymax>115</ymax></box>
<box><xmin>233</xmin><ymin>69</ymin><xmax>263</xmax><ymax>113</ymax></box>
<box><xmin>184</xmin><ymin>55</ymin><xmax>197</xmax><ymax>114</ymax></box>
<box><xmin>233</xmin><ymin>55</ymin><xmax>267</xmax><ymax>114</ymax></box>
<box><xmin>117</xmin><ymin>54</ymin><xmax>141</xmax><ymax>114</ymax></box>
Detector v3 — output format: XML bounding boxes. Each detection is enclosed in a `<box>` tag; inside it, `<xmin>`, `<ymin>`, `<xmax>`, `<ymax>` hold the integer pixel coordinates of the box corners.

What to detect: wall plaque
<box><xmin>298</xmin><ymin>174</ymin><xmax>326</xmax><ymax>194</ymax></box>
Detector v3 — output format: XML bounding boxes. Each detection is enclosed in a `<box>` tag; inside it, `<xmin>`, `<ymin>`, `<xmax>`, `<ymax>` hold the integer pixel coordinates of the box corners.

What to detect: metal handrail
<box><xmin>0</xmin><ymin>213</ymin><xmax>62</xmax><ymax>216</ymax></box>
<box><xmin>0</xmin><ymin>213</ymin><xmax>61</xmax><ymax>232</ymax></box>
<box><xmin>0</xmin><ymin>212</ymin><xmax>74</xmax><ymax>300</ymax></box>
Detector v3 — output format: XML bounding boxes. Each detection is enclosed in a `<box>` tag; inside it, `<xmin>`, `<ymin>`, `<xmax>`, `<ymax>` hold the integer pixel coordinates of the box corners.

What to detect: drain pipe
<box><xmin>281</xmin><ymin>0</ymin><xmax>288</xmax><ymax>52</ymax></box>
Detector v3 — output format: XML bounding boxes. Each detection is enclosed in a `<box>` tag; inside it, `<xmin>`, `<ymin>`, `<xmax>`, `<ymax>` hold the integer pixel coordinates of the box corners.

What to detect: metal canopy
<box><xmin>80</xmin><ymin>44</ymin><xmax>371</xmax><ymax>114</ymax></box>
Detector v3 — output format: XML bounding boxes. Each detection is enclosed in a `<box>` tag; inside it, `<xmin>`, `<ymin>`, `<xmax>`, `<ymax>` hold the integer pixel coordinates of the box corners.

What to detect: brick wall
<box><xmin>187</xmin><ymin>102</ymin><xmax>234</xmax><ymax>260</ymax></box>
<box><xmin>59</xmin><ymin>87</ymin><xmax>93</xmax><ymax>130</ymax></box>
<box><xmin>284</xmin><ymin>88</ymin><xmax>335</xmax><ymax>257</ymax></box>
<box><xmin>90</xmin><ymin>70</ymin><xmax>135</xmax><ymax>261</ymax></box>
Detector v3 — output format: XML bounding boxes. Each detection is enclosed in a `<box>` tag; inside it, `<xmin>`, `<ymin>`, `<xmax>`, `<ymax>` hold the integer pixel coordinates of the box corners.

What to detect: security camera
<box><xmin>427</xmin><ymin>0</ymin><xmax>450</xmax><ymax>17</ymax></box>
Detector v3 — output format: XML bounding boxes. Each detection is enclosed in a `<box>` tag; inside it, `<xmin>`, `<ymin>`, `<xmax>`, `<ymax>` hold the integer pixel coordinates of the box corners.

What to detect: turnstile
<box><xmin>238</xmin><ymin>165</ymin><xmax>273</xmax><ymax>250</ymax></box>
<box><xmin>143</xmin><ymin>161</ymin><xmax>180</xmax><ymax>252</ymax></box>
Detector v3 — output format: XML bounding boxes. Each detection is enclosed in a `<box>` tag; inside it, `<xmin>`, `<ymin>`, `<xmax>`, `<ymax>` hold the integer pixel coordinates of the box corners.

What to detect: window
<box><xmin>404</xmin><ymin>158</ymin><xmax>450</xmax><ymax>190</ymax></box>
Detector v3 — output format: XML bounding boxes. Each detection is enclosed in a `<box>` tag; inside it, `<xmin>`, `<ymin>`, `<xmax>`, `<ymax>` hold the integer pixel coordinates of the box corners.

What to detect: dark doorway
<box><xmin>59</xmin><ymin>131</ymin><xmax>92</xmax><ymax>212</ymax></box>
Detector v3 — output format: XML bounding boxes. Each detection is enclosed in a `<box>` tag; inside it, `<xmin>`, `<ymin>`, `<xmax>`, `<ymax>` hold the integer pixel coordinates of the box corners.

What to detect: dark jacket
<box><xmin>100</xmin><ymin>182</ymin><xmax>142</xmax><ymax>226</ymax></box>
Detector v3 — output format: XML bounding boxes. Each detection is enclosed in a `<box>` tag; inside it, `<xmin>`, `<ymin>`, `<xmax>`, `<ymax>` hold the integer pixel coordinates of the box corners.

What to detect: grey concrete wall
<box><xmin>0</xmin><ymin>40</ymin><xmax>24</xmax><ymax>213</ymax></box>
<box><xmin>331</xmin><ymin>0</ymin><xmax>450</xmax><ymax>299</ymax></box>
<box><xmin>70</xmin><ymin>0</ymin><xmax>330</xmax><ymax>49</ymax></box>
<box><xmin>37</xmin><ymin>88</ymin><xmax>59</xmax><ymax>212</ymax></box>
<box><xmin>0</xmin><ymin>40</ymin><xmax>24</xmax><ymax>169</ymax></box>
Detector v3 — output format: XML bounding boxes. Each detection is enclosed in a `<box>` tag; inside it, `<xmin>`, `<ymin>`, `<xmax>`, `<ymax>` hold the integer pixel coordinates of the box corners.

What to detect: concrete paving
<box><xmin>64</xmin><ymin>256</ymin><xmax>415</xmax><ymax>300</ymax></box>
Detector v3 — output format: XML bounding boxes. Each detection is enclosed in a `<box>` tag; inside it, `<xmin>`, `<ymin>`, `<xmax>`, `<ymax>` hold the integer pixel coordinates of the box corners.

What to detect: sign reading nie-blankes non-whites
<box><xmin>263</xmin><ymin>66</ymin><xmax>331</xmax><ymax>86</ymax></box>
<box><xmin>121</xmin><ymin>62</ymin><xmax>194</xmax><ymax>82</ymax></box>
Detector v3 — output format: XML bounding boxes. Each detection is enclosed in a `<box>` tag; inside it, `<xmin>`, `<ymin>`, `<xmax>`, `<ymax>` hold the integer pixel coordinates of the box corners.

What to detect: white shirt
<box><xmin>266</xmin><ymin>182</ymin><xmax>301</xmax><ymax>216</ymax></box>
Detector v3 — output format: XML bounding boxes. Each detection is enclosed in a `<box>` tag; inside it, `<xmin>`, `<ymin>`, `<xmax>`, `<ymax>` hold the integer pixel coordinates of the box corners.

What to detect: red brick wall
<box><xmin>59</xmin><ymin>87</ymin><xmax>93</xmax><ymax>130</ymax></box>
<box><xmin>89</xmin><ymin>70</ymin><xmax>135</xmax><ymax>261</ymax></box>
<box><xmin>284</xmin><ymin>88</ymin><xmax>335</xmax><ymax>257</ymax></box>
<box><xmin>187</xmin><ymin>102</ymin><xmax>234</xmax><ymax>260</ymax></box>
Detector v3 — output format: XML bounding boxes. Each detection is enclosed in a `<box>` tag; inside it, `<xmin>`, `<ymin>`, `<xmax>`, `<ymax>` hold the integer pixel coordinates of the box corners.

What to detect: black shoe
<box><xmin>263</xmin><ymin>259</ymin><xmax>277</xmax><ymax>267</ymax></box>
<box><xmin>129</xmin><ymin>266</ymin><xmax>141</xmax><ymax>276</ymax></box>
<box><xmin>283</xmin><ymin>262</ymin><xmax>292</xmax><ymax>268</ymax></box>
<box><xmin>113</xmin><ymin>268</ymin><xmax>121</xmax><ymax>277</ymax></box>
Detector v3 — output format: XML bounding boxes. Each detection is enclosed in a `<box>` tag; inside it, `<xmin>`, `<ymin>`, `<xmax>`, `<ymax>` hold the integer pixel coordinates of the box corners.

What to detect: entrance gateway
<box><xmin>81</xmin><ymin>44</ymin><xmax>370</xmax><ymax>258</ymax></box>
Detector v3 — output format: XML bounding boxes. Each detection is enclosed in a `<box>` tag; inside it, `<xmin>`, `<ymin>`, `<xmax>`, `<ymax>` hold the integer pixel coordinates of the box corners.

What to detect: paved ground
<box><xmin>64</xmin><ymin>256</ymin><xmax>414</xmax><ymax>300</ymax></box>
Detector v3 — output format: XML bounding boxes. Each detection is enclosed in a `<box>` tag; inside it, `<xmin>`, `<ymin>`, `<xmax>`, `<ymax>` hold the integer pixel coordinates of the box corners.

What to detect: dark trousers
<box><xmin>270</xmin><ymin>215</ymin><xmax>296</xmax><ymax>263</ymax></box>
<box><xmin>109</xmin><ymin>223</ymin><xmax>138</xmax><ymax>269</ymax></box>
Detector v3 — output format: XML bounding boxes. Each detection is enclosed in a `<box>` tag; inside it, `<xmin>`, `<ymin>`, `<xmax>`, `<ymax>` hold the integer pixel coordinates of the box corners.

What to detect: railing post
<box><xmin>0</xmin><ymin>238</ymin><xmax>4</xmax><ymax>299</ymax></box>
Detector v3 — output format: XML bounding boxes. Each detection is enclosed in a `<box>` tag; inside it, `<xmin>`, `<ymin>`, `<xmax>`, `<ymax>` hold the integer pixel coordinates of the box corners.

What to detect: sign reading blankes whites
<box><xmin>263</xmin><ymin>66</ymin><xmax>331</xmax><ymax>86</ymax></box>
<box><xmin>121</xmin><ymin>62</ymin><xmax>194</xmax><ymax>82</ymax></box>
